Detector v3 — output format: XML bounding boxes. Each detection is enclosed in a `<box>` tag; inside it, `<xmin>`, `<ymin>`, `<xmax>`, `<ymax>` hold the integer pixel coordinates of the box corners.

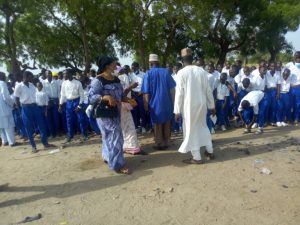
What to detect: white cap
<box><xmin>149</xmin><ymin>54</ymin><xmax>159</xmax><ymax>62</ymax></box>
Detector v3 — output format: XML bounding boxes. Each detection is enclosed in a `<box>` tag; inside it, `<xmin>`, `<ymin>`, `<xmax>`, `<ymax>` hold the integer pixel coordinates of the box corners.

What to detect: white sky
<box><xmin>1</xmin><ymin>28</ymin><xmax>300</xmax><ymax>74</ymax></box>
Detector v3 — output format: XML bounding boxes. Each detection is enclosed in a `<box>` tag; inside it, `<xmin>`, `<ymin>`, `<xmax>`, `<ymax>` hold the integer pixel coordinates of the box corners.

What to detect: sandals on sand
<box><xmin>116</xmin><ymin>166</ymin><xmax>131</xmax><ymax>175</ymax></box>
<box><xmin>182</xmin><ymin>158</ymin><xmax>204</xmax><ymax>164</ymax></box>
<box><xmin>204</xmin><ymin>151</ymin><xmax>215</xmax><ymax>160</ymax></box>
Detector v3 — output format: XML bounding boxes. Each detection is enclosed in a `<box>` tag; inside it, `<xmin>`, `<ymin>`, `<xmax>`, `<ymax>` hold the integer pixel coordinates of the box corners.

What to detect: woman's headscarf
<box><xmin>96</xmin><ymin>56</ymin><xmax>114</xmax><ymax>74</ymax></box>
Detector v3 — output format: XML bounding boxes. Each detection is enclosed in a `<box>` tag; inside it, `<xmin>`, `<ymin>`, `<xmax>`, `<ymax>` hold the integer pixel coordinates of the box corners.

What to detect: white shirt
<box><xmin>83</xmin><ymin>87</ymin><xmax>89</xmax><ymax>104</ymax></box>
<box><xmin>238</xmin><ymin>91</ymin><xmax>264</xmax><ymax>115</ymax></box>
<box><xmin>59</xmin><ymin>79</ymin><xmax>84</xmax><ymax>105</ymax></box>
<box><xmin>133</xmin><ymin>70</ymin><xmax>145</xmax><ymax>79</ymax></box>
<box><xmin>42</xmin><ymin>79</ymin><xmax>61</xmax><ymax>99</ymax></box>
<box><xmin>251</xmin><ymin>74</ymin><xmax>266</xmax><ymax>91</ymax></box>
<box><xmin>118</xmin><ymin>74</ymin><xmax>132</xmax><ymax>98</ymax></box>
<box><xmin>57</xmin><ymin>79</ymin><xmax>64</xmax><ymax>88</ymax></box>
<box><xmin>227</xmin><ymin>76</ymin><xmax>235</xmax><ymax>87</ymax></box>
<box><xmin>235</xmin><ymin>73</ymin><xmax>254</xmax><ymax>85</ymax></box>
<box><xmin>129</xmin><ymin>73</ymin><xmax>143</xmax><ymax>92</ymax></box>
<box><xmin>215</xmin><ymin>81</ymin><xmax>230</xmax><ymax>100</ymax></box>
<box><xmin>280</xmin><ymin>76</ymin><xmax>291</xmax><ymax>93</ymax></box>
<box><xmin>212</xmin><ymin>70</ymin><xmax>220</xmax><ymax>80</ymax></box>
<box><xmin>221</xmin><ymin>67</ymin><xmax>230</xmax><ymax>75</ymax></box>
<box><xmin>36</xmin><ymin>91</ymin><xmax>49</xmax><ymax>106</ymax></box>
<box><xmin>265</xmin><ymin>71</ymin><xmax>281</xmax><ymax>89</ymax></box>
<box><xmin>291</xmin><ymin>67</ymin><xmax>300</xmax><ymax>86</ymax></box>
<box><xmin>207</xmin><ymin>73</ymin><xmax>216</xmax><ymax>93</ymax></box>
<box><xmin>251</xmin><ymin>68</ymin><xmax>260</xmax><ymax>77</ymax></box>
<box><xmin>14</xmin><ymin>82</ymin><xmax>36</xmax><ymax>104</ymax></box>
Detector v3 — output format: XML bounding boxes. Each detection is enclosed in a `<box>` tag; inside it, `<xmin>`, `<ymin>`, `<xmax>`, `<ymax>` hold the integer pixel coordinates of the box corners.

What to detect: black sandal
<box><xmin>182</xmin><ymin>158</ymin><xmax>204</xmax><ymax>164</ymax></box>
<box><xmin>204</xmin><ymin>151</ymin><xmax>215</xmax><ymax>160</ymax></box>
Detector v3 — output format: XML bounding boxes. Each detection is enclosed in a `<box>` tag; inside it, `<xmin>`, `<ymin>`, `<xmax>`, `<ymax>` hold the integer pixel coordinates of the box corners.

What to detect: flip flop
<box><xmin>204</xmin><ymin>151</ymin><xmax>215</xmax><ymax>160</ymax></box>
<box><xmin>17</xmin><ymin>213</ymin><xmax>42</xmax><ymax>224</ymax></box>
<box><xmin>116</xmin><ymin>167</ymin><xmax>131</xmax><ymax>175</ymax></box>
<box><xmin>182</xmin><ymin>158</ymin><xmax>204</xmax><ymax>164</ymax></box>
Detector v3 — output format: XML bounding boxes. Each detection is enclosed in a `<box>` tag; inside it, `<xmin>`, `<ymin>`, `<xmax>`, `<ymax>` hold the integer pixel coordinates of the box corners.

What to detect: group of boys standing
<box><xmin>1</xmin><ymin>50</ymin><xmax>300</xmax><ymax>157</ymax></box>
<box><xmin>203</xmin><ymin>52</ymin><xmax>300</xmax><ymax>135</ymax></box>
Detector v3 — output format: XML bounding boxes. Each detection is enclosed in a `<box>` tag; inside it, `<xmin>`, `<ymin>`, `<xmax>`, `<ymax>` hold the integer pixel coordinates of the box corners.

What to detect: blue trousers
<box><xmin>82</xmin><ymin>103</ymin><xmax>100</xmax><ymax>135</ymax></box>
<box><xmin>276</xmin><ymin>93</ymin><xmax>292</xmax><ymax>122</ymax></box>
<box><xmin>228</xmin><ymin>92</ymin><xmax>237</xmax><ymax>119</ymax></box>
<box><xmin>237</xmin><ymin>90</ymin><xmax>249</xmax><ymax>124</ymax></box>
<box><xmin>266</xmin><ymin>89</ymin><xmax>278</xmax><ymax>123</ymax></box>
<box><xmin>216</xmin><ymin>99</ymin><xmax>228</xmax><ymax>126</ymax></box>
<box><xmin>13</xmin><ymin>108</ymin><xmax>27</xmax><ymax>137</ymax></box>
<box><xmin>66</xmin><ymin>98</ymin><xmax>87</xmax><ymax>139</ymax></box>
<box><xmin>131</xmin><ymin>93</ymin><xmax>150</xmax><ymax>128</ymax></box>
<box><xmin>46</xmin><ymin>98</ymin><xmax>60</xmax><ymax>137</ymax></box>
<box><xmin>171</xmin><ymin>114</ymin><xmax>182</xmax><ymax>131</ymax></box>
<box><xmin>59</xmin><ymin>103</ymin><xmax>67</xmax><ymax>134</ymax></box>
<box><xmin>242</xmin><ymin>108</ymin><xmax>254</xmax><ymax>125</ymax></box>
<box><xmin>291</xmin><ymin>86</ymin><xmax>300</xmax><ymax>122</ymax></box>
<box><xmin>258</xmin><ymin>94</ymin><xmax>269</xmax><ymax>128</ymax></box>
<box><xmin>206</xmin><ymin>110</ymin><xmax>214</xmax><ymax>132</ymax></box>
<box><xmin>238</xmin><ymin>90</ymin><xmax>249</xmax><ymax>105</ymax></box>
<box><xmin>21</xmin><ymin>104</ymin><xmax>48</xmax><ymax>148</ymax></box>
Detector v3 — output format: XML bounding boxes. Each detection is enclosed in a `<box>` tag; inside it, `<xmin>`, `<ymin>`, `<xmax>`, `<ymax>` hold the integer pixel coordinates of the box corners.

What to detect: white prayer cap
<box><xmin>149</xmin><ymin>54</ymin><xmax>159</xmax><ymax>62</ymax></box>
<box><xmin>181</xmin><ymin>48</ymin><xmax>193</xmax><ymax>57</ymax></box>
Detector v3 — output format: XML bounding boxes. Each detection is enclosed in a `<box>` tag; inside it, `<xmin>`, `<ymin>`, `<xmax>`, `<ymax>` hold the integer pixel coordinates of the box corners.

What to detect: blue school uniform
<box><xmin>265</xmin><ymin>71</ymin><xmax>281</xmax><ymax>124</ymax></box>
<box><xmin>291</xmin><ymin>67</ymin><xmax>300</xmax><ymax>122</ymax></box>
<box><xmin>14</xmin><ymin>82</ymin><xmax>49</xmax><ymax>149</ymax></box>
<box><xmin>215</xmin><ymin>82</ymin><xmax>230</xmax><ymax>126</ymax></box>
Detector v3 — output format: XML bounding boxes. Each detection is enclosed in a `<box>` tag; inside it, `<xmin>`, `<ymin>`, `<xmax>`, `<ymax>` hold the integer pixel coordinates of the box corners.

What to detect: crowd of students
<box><xmin>0</xmin><ymin>51</ymin><xmax>300</xmax><ymax>172</ymax></box>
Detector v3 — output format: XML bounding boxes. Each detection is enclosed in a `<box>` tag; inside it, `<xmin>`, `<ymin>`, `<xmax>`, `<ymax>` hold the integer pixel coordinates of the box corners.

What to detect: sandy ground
<box><xmin>0</xmin><ymin>126</ymin><xmax>300</xmax><ymax>225</ymax></box>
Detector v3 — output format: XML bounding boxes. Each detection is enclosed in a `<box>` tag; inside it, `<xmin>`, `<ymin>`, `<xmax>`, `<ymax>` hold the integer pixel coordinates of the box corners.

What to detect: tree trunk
<box><xmin>269</xmin><ymin>50</ymin><xmax>276</xmax><ymax>62</ymax></box>
<box><xmin>163</xmin><ymin>23</ymin><xmax>176</xmax><ymax>66</ymax></box>
<box><xmin>77</xmin><ymin>16</ymin><xmax>91</xmax><ymax>74</ymax></box>
<box><xmin>137</xmin><ymin>27</ymin><xmax>146</xmax><ymax>71</ymax></box>
<box><xmin>217</xmin><ymin>50</ymin><xmax>228</xmax><ymax>66</ymax></box>
<box><xmin>4</xmin><ymin>13</ymin><xmax>21</xmax><ymax>75</ymax></box>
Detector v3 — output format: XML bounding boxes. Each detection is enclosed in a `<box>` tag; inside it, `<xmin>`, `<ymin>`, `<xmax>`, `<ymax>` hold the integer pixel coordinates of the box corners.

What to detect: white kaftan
<box><xmin>118</xmin><ymin>75</ymin><xmax>140</xmax><ymax>154</ymax></box>
<box><xmin>174</xmin><ymin>65</ymin><xmax>215</xmax><ymax>153</ymax></box>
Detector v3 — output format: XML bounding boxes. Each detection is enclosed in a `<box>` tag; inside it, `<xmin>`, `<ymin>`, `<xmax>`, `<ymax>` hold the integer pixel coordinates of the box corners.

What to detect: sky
<box><xmin>1</xmin><ymin>28</ymin><xmax>299</xmax><ymax>74</ymax></box>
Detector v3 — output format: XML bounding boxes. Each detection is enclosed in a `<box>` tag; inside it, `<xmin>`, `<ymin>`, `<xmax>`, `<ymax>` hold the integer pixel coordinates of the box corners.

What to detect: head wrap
<box><xmin>96</xmin><ymin>56</ymin><xmax>114</xmax><ymax>74</ymax></box>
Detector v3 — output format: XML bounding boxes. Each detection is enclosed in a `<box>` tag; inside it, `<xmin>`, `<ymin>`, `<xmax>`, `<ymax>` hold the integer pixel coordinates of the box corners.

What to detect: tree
<box><xmin>0</xmin><ymin>0</ymin><xmax>28</xmax><ymax>74</ymax></box>
<box><xmin>255</xmin><ymin>0</ymin><xmax>300</xmax><ymax>61</ymax></box>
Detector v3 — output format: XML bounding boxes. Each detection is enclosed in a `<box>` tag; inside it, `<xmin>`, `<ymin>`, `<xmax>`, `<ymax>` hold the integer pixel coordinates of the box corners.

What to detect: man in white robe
<box><xmin>174</xmin><ymin>48</ymin><xmax>216</xmax><ymax>164</ymax></box>
<box><xmin>0</xmin><ymin>72</ymin><xmax>16</xmax><ymax>146</ymax></box>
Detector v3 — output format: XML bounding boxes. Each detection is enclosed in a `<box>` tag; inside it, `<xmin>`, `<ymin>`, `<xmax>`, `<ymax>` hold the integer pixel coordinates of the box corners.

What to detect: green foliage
<box><xmin>0</xmin><ymin>0</ymin><xmax>299</xmax><ymax>73</ymax></box>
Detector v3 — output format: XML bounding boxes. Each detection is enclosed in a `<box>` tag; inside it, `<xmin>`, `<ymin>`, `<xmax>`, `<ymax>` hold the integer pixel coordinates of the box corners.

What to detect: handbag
<box><xmin>93</xmin><ymin>102</ymin><xmax>119</xmax><ymax>118</ymax></box>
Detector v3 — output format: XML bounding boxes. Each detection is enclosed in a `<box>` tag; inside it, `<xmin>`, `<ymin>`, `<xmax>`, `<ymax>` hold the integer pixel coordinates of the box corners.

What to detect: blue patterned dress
<box><xmin>89</xmin><ymin>76</ymin><xmax>125</xmax><ymax>171</ymax></box>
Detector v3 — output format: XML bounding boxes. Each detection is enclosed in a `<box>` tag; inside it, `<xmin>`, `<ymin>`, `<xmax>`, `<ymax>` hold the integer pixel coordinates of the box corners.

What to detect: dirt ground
<box><xmin>0</xmin><ymin>126</ymin><xmax>299</xmax><ymax>225</ymax></box>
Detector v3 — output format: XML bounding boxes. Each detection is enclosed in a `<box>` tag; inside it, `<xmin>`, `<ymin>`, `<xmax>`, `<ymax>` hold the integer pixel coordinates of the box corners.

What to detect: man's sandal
<box><xmin>182</xmin><ymin>158</ymin><xmax>204</xmax><ymax>164</ymax></box>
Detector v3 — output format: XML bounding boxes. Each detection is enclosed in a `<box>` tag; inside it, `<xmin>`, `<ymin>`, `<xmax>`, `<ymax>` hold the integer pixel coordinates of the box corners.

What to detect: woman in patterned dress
<box><xmin>89</xmin><ymin>56</ymin><xmax>130</xmax><ymax>174</ymax></box>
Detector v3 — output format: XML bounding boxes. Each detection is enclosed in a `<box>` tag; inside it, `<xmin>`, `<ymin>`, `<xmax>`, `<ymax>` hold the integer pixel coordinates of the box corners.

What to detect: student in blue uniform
<box><xmin>36</xmin><ymin>82</ymin><xmax>49</xmax><ymax>135</ymax></box>
<box><xmin>42</xmin><ymin>70</ymin><xmax>60</xmax><ymax>137</ymax></box>
<box><xmin>251</xmin><ymin>65</ymin><xmax>268</xmax><ymax>134</ymax></box>
<box><xmin>14</xmin><ymin>71</ymin><xmax>52</xmax><ymax>152</ymax></box>
<box><xmin>59</xmin><ymin>69</ymin><xmax>87</xmax><ymax>143</ymax></box>
<box><xmin>276</xmin><ymin>69</ymin><xmax>292</xmax><ymax>127</ymax></box>
<box><xmin>265</xmin><ymin>62</ymin><xmax>281</xmax><ymax>126</ymax></box>
<box><xmin>214</xmin><ymin>73</ymin><xmax>230</xmax><ymax>131</ymax></box>
<box><xmin>290</xmin><ymin>52</ymin><xmax>300</xmax><ymax>125</ymax></box>
<box><xmin>238</xmin><ymin>91</ymin><xmax>264</xmax><ymax>134</ymax></box>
